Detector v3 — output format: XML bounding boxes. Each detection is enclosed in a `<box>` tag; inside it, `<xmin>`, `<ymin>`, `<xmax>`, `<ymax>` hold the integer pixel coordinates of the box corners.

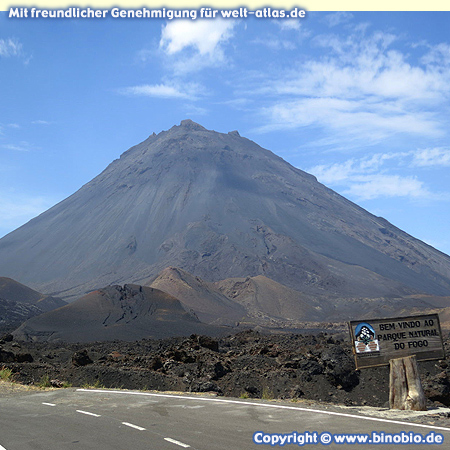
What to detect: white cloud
<box><xmin>412</xmin><ymin>148</ymin><xmax>450</xmax><ymax>167</ymax></box>
<box><xmin>310</xmin><ymin>159</ymin><xmax>356</xmax><ymax>184</ymax></box>
<box><xmin>322</xmin><ymin>12</ymin><xmax>354</xmax><ymax>27</ymax></box>
<box><xmin>343</xmin><ymin>175</ymin><xmax>431</xmax><ymax>200</ymax></box>
<box><xmin>275</xmin><ymin>36</ymin><xmax>446</xmax><ymax>102</ymax></box>
<box><xmin>308</xmin><ymin>149</ymin><xmax>450</xmax><ymax>201</ymax></box>
<box><xmin>32</xmin><ymin>120</ymin><xmax>53</xmax><ymax>125</ymax></box>
<box><xmin>421</xmin><ymin>43</ymin><xmax>450</xmax><ymax>67</ymax></box>
<box><xmin>160</xmin><ymin>19</ymin><xmax>235</xmax><ymax>55</ymax></box>
<box><xmin>259</xmin><ymin>97</ymin><xmax>441</xmax><ymax>140</ymax></box>
<box><xmin>159</xmin><ymin>19</ymin><xmax>237</xmax><ymax>72</ymax></box>
<box><xmin>0</xmin><ymin>123</ymin><xmax>20</xmax><ymax>135</ymax></box>
<box><xmin>309</xmin><ymin>152</ymin><xmax>405</xmax><ymax>184</ymax></box>
<box><xmin>118</xmin><ymin>82</ymin><xmax>202</xmax><ymax>100</ymax></box>
<box><xmin>253</xmin><ymin>29</ymin><xmax>450</xmax><ymax>142</ymax></box>
<box><xmin>0</xmin><ymin>38</ymin><xmax>30</xmax><ymax>64</ymax></box>
<box><xmin>182</xmin><ymin>104</ymin><xmax>209</xmax><ymax>116</ymax></box>
<box><xmin>135</xmin><ymin>48</ymin><xmax>155</xmax><ymax>64</ymax></box>
<box><xmin>0</xmin><ymin>38</ymin><xmax>23</xmax><ymax>58</ymax></box>
<box><xmin>1</xmin><ymin>142</ymin><xmax>33</xmax><ymax>152</ymax></box>
<box><xmin>274</xmin><ymin>19</ymin><xmax>302</xmax><ymax>31</ymax></box>
<box><xmin>222</xmin><ymin>98</ymin><xmax>252</xmax><ymax>109</ymax></box>
<box><xmin>251</xmin><ymin>37</ymin><xmax>296</xmax><ymax>51</ymax></box>
<box><xmin>310</xmin><ymin>158</ymin><xmax>435</xmax><ymax>201</ymax></box>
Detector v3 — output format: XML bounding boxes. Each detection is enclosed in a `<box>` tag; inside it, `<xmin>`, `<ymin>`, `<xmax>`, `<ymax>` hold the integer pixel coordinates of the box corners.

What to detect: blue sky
<box><xmin>1</xmin><ymin>11</ymin><xmax>450</xmax><ymax>255</ymax></box>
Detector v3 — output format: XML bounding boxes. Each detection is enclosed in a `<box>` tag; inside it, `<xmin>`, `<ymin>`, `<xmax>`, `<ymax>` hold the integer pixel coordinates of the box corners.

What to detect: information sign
<box><xmin>348</xmin><ymin>314</ymin><xmax>445</xmax><ymax>369</ymax></box>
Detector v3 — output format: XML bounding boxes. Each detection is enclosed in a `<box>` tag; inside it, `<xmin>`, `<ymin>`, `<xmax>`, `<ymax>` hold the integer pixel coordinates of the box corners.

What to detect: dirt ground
<box><xmin>1</xmin><ymin>330</ymin><xmax>450</xmax><ymax>412</ymax></box>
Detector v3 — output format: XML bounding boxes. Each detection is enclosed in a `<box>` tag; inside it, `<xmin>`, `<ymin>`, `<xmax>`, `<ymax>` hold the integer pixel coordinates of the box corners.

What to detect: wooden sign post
<box><xmin>389</xmin><ymin>355</ymin><xmax>426</xmax><ymax>411</ymax></box>
<box><xmin>348</xmin><ymin>314</ymin><xmax>445</xmax><ymax>411</ymax></box>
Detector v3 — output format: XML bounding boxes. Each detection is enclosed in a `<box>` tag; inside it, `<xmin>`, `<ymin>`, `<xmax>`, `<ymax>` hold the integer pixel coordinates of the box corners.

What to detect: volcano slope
<box><xmin>0</xmin><ymin>120</ymin><xmax>449</xmax><ymax>313</ymax></box>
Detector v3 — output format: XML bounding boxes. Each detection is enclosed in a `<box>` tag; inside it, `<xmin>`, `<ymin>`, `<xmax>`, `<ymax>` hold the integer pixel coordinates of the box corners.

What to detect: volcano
<box><xmin>0</xmin><ymin>120</ymin><xmax>449</xmax><ymax>309</ymax></box>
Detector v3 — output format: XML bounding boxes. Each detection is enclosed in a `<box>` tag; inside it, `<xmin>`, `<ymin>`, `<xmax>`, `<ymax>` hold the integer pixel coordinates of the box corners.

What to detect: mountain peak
<box><xmin>178</xmin><ymin>119</ymin><xmax>206</xmax><ymax>131</ymax></box>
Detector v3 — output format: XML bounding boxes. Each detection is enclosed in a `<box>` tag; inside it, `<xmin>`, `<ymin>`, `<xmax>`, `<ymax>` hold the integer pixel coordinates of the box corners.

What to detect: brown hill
<box><xmin>0</xmin><ymin>277</ymin><xmax>66</xmax><ymax>329</ymax></box>
<box><xmin>0</xmin><ymin>277</ymin><xmax>65</xmax><ymax>311</ymax></box>
<box><xmin>212</xmin><ymin>275</ymin><xmax>325</xmax><ymax>322</ymax></box>
<box><xmin>149</xmin><ymin>268</ymin><xmax>447</xmax><ymax>329</ymax></box>
<box><xmin>13</xmin><ymin>284</ymin><xmax>226</xmax><ymax>342</ymax></box>
<box><xmin>150</xmin><ymin>267</ymin><xmax>246</xmax><ymax>325</ymax></box>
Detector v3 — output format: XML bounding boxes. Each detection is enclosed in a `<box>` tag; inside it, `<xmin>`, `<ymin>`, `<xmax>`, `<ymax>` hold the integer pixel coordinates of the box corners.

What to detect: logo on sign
<box><xmin>354</xmin><ymin>322</ymin><xmax>380</xmax><ymax>353</ymax></box>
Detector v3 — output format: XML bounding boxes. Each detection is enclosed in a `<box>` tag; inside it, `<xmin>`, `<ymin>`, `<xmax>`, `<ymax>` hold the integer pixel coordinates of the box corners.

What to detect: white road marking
<box><xmin>76</xmin><ymin>410</ymin><xmax>101</xmax><ymax>417</ymax></box>
<box><xmin>42</xmin><ymin>402</ymin><xmax>56</xmax><ymax>406</ymax></box>
<box><xmin>164</xmin><ymin>437</ymin><xmax>191</xmax><ymax>448</ymax></box>
<box><xmin>77</xmin><ymin>389</ymin><xmax>450</xmax><ymax>432</ymax></box>
<box><xmin>171</xmin><ymin>404</ymin><xmax>205</xmax><ymax>409</ymax></box>
<box><xmin>0</xmin><ymin>444</ymin><xmax>8</xmax><ymax>450</ymax></box>
<box><xmin>122</xmin><ymin>422</ymin><xmax>146</xmax><ymax>431</ymax></box>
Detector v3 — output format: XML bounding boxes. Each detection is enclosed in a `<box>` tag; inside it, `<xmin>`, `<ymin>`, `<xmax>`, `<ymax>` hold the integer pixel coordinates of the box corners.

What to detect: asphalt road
<box><xmin>1</xmin><ymin>388</ymin><xmax>450</xmax><ymax>449</ymax></box>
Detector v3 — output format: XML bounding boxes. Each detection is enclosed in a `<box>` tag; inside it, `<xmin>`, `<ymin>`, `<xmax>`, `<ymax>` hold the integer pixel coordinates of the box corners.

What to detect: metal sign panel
<box><xmin>348</xmin><ymin>313</ymin><xmax>445</xmax><ymax>369</ymax></box>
